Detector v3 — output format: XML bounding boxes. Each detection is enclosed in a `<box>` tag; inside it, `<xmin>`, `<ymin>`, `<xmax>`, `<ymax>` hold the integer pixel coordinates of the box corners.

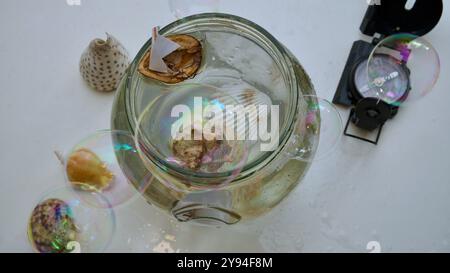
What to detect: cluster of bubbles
<box><xmin>28</xmin><ymin>130</ymin><xmax>152</xmax><ymax>253</ymax></box>
<box><xmin>27</xmin><ymin>88</ymin><xmax>343</xmax><ymax>253</ymax></box>
<box><xmin>27</xmin><ymin>0</ymin><xmax>354</xmax><ymax>253</ymax></box>
<box><xmin>367</xmin><ymin>33</ymin><xmax>440</xmax><ymax>107</ymax></box>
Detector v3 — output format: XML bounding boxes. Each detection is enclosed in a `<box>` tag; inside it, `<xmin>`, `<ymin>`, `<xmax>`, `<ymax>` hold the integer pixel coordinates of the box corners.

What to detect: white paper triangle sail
<box><xmin>149</xmin><ymin>27</ymin><xmax>181</xmax><ymax>73</ymax></box>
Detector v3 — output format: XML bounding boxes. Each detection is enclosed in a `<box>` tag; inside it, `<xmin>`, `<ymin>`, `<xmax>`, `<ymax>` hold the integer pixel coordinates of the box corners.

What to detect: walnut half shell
<box><xmin>138</xmin><ymin>34</ymin><xmax>202</xmax><ymax>84</ymax></box>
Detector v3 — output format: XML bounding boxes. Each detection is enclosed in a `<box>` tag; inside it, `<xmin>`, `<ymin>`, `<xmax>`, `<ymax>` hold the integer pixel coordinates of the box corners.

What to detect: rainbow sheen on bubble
<box><xmin>367</xmin><ymin>34</ymin><xmax>440</xmax><ymax>106</ymax></box>
<box><xmin>135</xmin><ymin>83</ymin><xmax>250</xmax><ymax>192</ymax></box>
<box><xmin>288</xmin><ymin>95</ymin><xmax>343</xmax><ymax>162</ymax></box>
<box><xmin>65</xmin><ymin>130</ymin><xmax>153</xmax><ymax>208</ymax></box>
<box><xmin>355</xmin><ymin>56</ymin><xmax>410</xmax><ymax>103</ymax></box>
<box><xmin>169</xmin><ymin>0</ymin><xmax>220</xmax><ymax>19</ymax></box>
<box><xmin>27</xmin><ymin>186</ymin><xmax>115</xmax><ymax>253</ymax></box>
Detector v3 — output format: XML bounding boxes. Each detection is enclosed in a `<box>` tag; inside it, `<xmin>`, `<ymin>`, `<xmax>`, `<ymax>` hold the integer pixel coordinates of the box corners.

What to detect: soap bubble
<box><xmin>354</xmin><ymin>57</ymin><xmax>410</xmax><ymax>102</ymax></box>
<box><xmin>288</xmin><ymin>95</ymin><xmax>343</xmax><ymax>162</ymax></box>
<box><xmin>27</xmin><ymin>186</ymin><xmax>115</xmax><ymax>253</ymax></box>
<box><xmin>64</xmin><ymin>130</ymin><xmax>153</xmax><ymax>208</ymax></box>
<box><xmin>367</xmin><ymin>34</ymin><xmax>440</xmax><ymax>107</ymax></box>
<box><xmin>169</xmin><ymin>0</ymin><xmax>220</xmax><ymax>19</ymax></box>
<box><xmin>135</xmin><ymin>83</ymin><xmax>250</xmax><ymax>192</ymax></box>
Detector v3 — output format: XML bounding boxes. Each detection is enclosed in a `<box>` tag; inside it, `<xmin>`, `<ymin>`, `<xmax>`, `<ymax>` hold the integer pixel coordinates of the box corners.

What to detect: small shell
<box><xmin>28</xmin><ymin>199</ymin><xmax>79</xmax><ymax>253</ymax></box>
<box><xmin>66</xmin><ymin>148</ymin><xmax>114</xmax><ymax>191</ymax></box>
<box><xmin>80</xmin><ymin>33</ymin><xmax>130</xmax><ymax>92</ymax></box>
<box><xmin>138</xmin><ymin>34</ymin><xmax>202</xmax><ymax>84</ymax></box>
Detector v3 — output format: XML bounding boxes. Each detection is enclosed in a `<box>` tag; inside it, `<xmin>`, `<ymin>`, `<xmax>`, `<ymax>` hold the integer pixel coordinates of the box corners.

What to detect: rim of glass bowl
<box><xmin>125</xmin><ymin>13</ymin><xmax>304</xmax><ymax>181</ymax></box>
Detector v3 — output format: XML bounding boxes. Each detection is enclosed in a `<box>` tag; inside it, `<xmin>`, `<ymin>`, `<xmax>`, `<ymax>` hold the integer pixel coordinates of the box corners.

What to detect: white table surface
<box><xmin>1</xmin><ymin>0</ymin><xmax>449</xmax><ymax>253</ymax></box>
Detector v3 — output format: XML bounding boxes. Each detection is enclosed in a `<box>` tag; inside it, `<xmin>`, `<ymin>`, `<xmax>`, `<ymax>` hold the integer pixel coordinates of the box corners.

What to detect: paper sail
<box><xmin>149</xmin><ymin>27</ymin><xmax>181</xmax><ymax>73</ymax></box>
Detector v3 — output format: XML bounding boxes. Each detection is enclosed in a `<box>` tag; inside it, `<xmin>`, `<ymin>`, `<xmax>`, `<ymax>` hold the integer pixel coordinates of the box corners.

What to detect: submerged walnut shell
<box><xmin>172</xmin><ymin>137</ymin><xmax>205</xmax><ymax>170</ymax></box>
<box><xmin>28</xmin><ymin>199</ymin><xmax>79</xmax><ymax>253</ymax></box>
<box><xmin>138</xmin><ymin>34</ymin><xmax>202</xmax><ymax>84</ymax></box>
<box><xmin>171</xmin><ymin>129</ymin><xmax>230</xmax><ymax>171</ymax></box>
<box><xmin>66</xmin><ymin>148</ymin><xmax>114</xmax><ymax>191</ymax></box>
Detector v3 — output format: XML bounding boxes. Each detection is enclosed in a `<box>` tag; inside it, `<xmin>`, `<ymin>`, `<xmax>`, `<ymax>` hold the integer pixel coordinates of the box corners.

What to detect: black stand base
<box><xmin>344</xmin><ymin>109</ymin><xmax>384</xmax><ymax>145</ymax></box>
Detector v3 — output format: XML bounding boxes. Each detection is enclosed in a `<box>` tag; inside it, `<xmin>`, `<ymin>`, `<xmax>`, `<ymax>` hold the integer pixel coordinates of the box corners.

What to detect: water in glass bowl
<box><xmin>131</xmin><ymin>30</ymin><xmax>290</xmax><ymax>167</ymax></box>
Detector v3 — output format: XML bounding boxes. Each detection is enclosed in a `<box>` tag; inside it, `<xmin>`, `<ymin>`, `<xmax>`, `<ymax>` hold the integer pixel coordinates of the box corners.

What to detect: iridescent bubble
<box><xmin>169</xmin><ymin>0</ymin><xmax>220</xmax><ymax>19</ymax></box>
<box><xmin>135</xmin><ymin>83</ymin><xmax>250</xmax><ymax>192</ymax></box>
<box><xmin>367</xmin><ymin>34</ymin><xmax>440</xmax><ymax>106</ymax></box>
<box><xmin>64</xmin><ymin>130</ymin><xmax>153</xmax><ymax>208</ymax></box>
<box><xmin>288</xmin><ymin>95</ymin><xmax>343</xmax><ymax>162</ymax></box>
<box><xmin>27</xmin><ymin>186</ymin><xmax>115</xmax><ymax>253</ymax></box>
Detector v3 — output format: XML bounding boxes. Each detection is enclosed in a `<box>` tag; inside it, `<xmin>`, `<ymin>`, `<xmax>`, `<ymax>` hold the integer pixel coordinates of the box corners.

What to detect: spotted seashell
<box><xmin>28</xmin><ymin>199</ymin><xmax>79</xmax><ymax>253</ymax></box>
<box><xmin>80</xmin><ymin>33</ymin><xmax>130</xmax><ymax>92</ymax></box>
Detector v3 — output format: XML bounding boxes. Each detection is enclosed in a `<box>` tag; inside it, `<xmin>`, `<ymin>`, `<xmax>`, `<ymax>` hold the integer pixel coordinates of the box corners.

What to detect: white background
<box><xmin>0</xmin><ymin>0</ymin><xmax>449</xmax><ymax>253</ymax></box>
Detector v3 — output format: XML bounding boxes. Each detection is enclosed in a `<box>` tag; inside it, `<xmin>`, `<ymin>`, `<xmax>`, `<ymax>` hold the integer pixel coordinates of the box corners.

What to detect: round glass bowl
<box><xmin>112</xmin><ymin>13</ymin><xmax>320</xmax><ymax>224</ymax></box>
